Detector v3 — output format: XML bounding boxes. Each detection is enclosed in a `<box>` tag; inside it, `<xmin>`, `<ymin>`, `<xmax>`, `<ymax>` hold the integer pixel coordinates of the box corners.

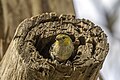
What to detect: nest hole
<box><xmin>35</xmin><ymin>34</ymin><xmax>76</xmax><ymax>61</ymax></box>
<box><xmin>35</xmin><ymin>35</ymin><xmax>55</xmax><ymax>59</ymax></box>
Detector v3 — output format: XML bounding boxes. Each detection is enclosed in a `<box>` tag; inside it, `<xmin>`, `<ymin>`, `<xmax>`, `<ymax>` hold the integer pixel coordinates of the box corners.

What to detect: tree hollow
<box><xmin>0</xmin><ymin>13</ymin><xmax>109</xmax><ymax>80</ymax></box>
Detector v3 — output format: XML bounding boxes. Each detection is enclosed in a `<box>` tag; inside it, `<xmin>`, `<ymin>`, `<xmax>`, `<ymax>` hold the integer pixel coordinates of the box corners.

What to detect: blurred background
<box><xmin>0</xmin><ymin>0</ymin><xmax>120</xmax><ymax>80</ymax></box>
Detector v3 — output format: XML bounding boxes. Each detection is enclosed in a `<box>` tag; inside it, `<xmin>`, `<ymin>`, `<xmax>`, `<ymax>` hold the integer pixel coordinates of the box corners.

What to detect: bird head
<box><xmin>55</xmin><ymin>34</ymin><xmax>72</xmax><ymax>46</ymax></box>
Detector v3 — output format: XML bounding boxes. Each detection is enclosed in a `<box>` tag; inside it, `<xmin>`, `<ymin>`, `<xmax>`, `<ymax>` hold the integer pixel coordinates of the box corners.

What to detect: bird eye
<box><xmin>62</xmin><ymin>37</ymin><xmax>66</xmax><ymax>39</ymax></box>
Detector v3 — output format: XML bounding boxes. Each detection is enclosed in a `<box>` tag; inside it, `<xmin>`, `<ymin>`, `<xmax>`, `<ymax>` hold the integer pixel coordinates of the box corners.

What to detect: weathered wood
<box><xmin>0</xmin><ymin>13</ymin><xmax>109</xmax><ymax>80</ymax></box>
<box><xmin>0</xmin><ymin>0</ymin><xmax>74</xmax><ymax>60</ymax></box>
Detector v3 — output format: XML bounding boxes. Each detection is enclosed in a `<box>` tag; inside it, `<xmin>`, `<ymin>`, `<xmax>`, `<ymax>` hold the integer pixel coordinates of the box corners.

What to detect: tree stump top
<box><xmin>0</xmin><ymin>12</ymin><xmax>109</xmax><ymax>80</ymax></box>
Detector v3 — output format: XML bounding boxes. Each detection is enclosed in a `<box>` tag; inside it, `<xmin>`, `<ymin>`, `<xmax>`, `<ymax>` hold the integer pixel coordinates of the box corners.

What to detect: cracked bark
<box><xmin>0</xmin><ymin>13</ymin><xmax>109</xmax><ymax>80</ymax></box>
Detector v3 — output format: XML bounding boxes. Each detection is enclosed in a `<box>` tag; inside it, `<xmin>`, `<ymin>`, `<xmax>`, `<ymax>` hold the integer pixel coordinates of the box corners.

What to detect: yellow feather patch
<box><xmin>55</xmin><ymin>34</ymin><xmax>72</xmax><ymax>46</ymax></box>
<box><xmin>64</xmin><ymin>38</ymin><xmax>71</xmax><ymax>46</ymax></box>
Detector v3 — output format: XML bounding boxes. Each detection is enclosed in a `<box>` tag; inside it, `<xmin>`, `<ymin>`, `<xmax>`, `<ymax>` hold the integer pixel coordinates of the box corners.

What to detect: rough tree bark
<box><xmin>0</xmin><ymin>13</ymin><xmax>109</xmax><ymax>80</ymax></box>
<box><xmin>0</xmin><ymin>0</ymin><xmax>74</xmax><ymax>60</ymax></box>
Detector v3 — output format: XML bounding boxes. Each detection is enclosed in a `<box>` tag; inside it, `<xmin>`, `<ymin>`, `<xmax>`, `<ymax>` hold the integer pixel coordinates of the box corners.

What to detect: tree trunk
<box><xmin>0</xmin><ymin>13</ymin><xmax>109</xmax><ymax>80</ymax></box>
<box><xmin>0</xmin><ymin>0</ymin><xmax>74</xmax><ymax>61</ymax></box>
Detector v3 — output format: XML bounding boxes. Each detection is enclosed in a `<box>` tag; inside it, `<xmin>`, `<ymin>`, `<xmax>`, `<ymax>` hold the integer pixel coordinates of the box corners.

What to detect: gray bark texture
<box><xmin>0</xmin><ymin>0</ymin><xmax>74</xmax><ymax>61</ymax></box>
<box><xmin>0</xmin><ymin>13</ymin><xmax>109</xmax><ymax>80</ymax></box>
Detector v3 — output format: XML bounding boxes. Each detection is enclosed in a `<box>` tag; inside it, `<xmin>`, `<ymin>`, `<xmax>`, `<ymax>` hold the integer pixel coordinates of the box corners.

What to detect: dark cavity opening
<box><xmin>35</xmin><ymin>34</ymin><xmax>76</xmax><ymax>60</ymax></box>
<box><xmin>35</xmin><ymin>35</ymin><xmax>56</xmax><ymax>59</ymax></box>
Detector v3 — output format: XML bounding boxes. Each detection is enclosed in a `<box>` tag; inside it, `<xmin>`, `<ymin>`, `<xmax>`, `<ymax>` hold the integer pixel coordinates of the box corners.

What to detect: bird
<box><xmin>49</xmin><ymin>34</ymin><xmax>74</xmax><ymax>62</ymax></box>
